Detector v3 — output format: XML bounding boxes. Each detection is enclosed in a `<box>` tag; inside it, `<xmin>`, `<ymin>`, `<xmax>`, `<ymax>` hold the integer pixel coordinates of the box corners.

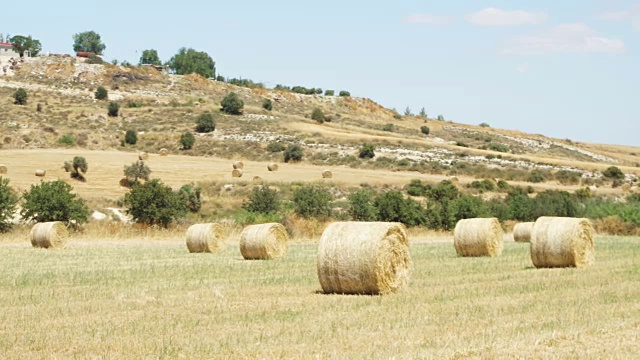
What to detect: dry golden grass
<box><xmin>0</xmin><ymin>236</ymin><xmax>638</xmax><ymax>358</ymax></box>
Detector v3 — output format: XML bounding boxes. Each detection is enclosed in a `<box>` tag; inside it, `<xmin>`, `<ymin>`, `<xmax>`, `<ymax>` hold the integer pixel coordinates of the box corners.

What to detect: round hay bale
<box><xmin>530</xmin><ymin>217</ymin><xmax>595</xmax><ymax>268</ymax></box>
<box><xmin>621</xmin><ymin>183</ymin><xmax>631</xmax><ymax>192</ymax></box>
<box><xmin>253</xmin><ymin>176</ymin><xmax>263</xmax><ymax>184</ymax></box>
<box><xmin>454</xmin><ymin>218</ymin><xmax>503</xmax><ymax>257</ymax></box>
<box><xmin>267</xmin><ymin>163</ymin><xmax>279</xmax><ymax>172</ymax></box>
<box><xmin>317</xmin><ymin>222</ymin><xmax>411</xmax><ymax>295</ymax></box>
<box><xmin>513</xmin><ymin>222</ymin><xmax>534</xmax><ymax>243</ymax></box>
<box><xmin>232</xmin><ymin>169</ymin><xmax>243</xmax><ymax>178</ymax></box>
<box><xmin>239</xmin><ymin>223</ymin><xmax>289</xmax><ymax>260</ymax></box>
<box><xmin>449</xmin><ymin>176</ymin><xmax>459</xmax><ymax>183</ymax></box>
<box><xmin>0</xmin><ymin>164</ymin><xmax>7</xmax><ymax>174</ymax></box>
<box><xmin>35</xmin><ymin>169</ymin><xmax>46</xmax><ymax>177</ymax></box>
<box><xmin>159</xmin><ymin>148</ymin><xmax>169</xmax><ymax>156</ymax></box>
<box><xmin>233</xmin><ymin>161</ymin><xmax>244</xmax><ymax>170</ymax></box>
<box><xmin>185</xmin><ymin>223</ymin><xmax>225</xmax><ymax>253</ymax></box>
<box><xmin>119</xmin><ymin>177</ymin><xmax>130</xmax><ymax>187</ymax></box>
<box><xmin>138</xmin><ymin>152</ymin><xmax>149</xmax><ymax>161</ymax></box>
<box><xmin>322</xmin><ymin>170</ymin><xmax>333</xmax><ymax>179</ymax></box>
<box><xmin>30</xmin><ymin>222</ymin><xmax>68</xmax><ymax>249</ymax></box>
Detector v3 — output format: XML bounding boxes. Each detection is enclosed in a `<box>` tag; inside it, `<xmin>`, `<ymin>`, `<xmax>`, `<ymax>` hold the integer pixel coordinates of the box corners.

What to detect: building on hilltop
<box><xmin>0</xmin><ymin>42</ymin><xmax>19</xmax><ymax>58</ymax></box>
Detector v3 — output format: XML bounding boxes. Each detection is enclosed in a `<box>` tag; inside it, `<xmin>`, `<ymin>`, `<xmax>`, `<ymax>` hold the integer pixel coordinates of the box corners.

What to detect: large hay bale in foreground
<box><xmin>0</xmin><ymin>164</ymin><xmax>8</xmax><ymax>174</ymax></box>
<box><xmin>30</xmin><ymin>222</ymin><xmax>68</xmax><ymax>249</ymax></box>
<box><xmin>35</xmin><ymin>169</ymin><xmax>46</xmax><ymax>177</ymax></box>
<box><xmin>513</xmin><ymin>222</ymin><xmax>534</xmax><ymax>243</ymax></box>
<box><xmin>233</xmin><ymin>161</ymin><xmax>244</xmax><ymax>170</ymax></box>
<box><xmin>185</xmin><ymin>223</ymin><xmax>225</xmax><ymax>253</ymax></box>
<box><xmin>239</xmin><ymin>223</ymin><xmax>289</xmax><ymax>260</ymax></box>
<box><xmin>530</xmin><ymin>217</ymin><xmax>595</xmax><ymax>268</ymax></box>
<box><xmin>454</xmin><ymin>218</ymin><xmax>503</xmax><ymax>257</ymax></box>
<box><xmin>159</xmin><ymin>148</ymin><xmax>169</xmax><ymax>156</ymax></box>
<box><xmin>138</xmin><ymin>152</ymin><xmax>149</xmax><ymax>161</ymax></box>
<box><xmin>317</xmin><ymin>222</ymin><xmax>411</xmax><ymax>295</ymax></box>
<box><xmin>322</xmin><ymin>170</ymin><xmax>333</xmax><ymax>179</ymax></box>
<box><xmin>232</xmin><ymin>169</ymin><xmax>243</xmax><ymax>178</ymax></box>
<box><xmin>267</xmin><ymin>163</ymin><xmax>278</xmax><ymax>172</ymax></box>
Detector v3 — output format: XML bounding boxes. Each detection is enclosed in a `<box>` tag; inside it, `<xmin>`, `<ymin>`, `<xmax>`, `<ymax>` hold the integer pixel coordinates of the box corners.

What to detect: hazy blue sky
<box><xmin>3</xmin><ymin>0</ymin><xmax>639</xmax><ymax>145</ymax></box>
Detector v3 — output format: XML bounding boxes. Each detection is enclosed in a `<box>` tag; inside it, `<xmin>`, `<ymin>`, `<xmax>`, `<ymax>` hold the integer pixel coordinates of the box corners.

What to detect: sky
<box><xmin>2</xmin><ymin>0</ymin><xmax>639</xmax><ymax>145</ymax></box>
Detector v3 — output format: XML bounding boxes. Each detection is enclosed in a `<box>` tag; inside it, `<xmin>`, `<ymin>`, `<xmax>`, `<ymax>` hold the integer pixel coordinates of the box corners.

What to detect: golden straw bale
<box><xmin>159</xmin><ymin>148</ymin><xmax>169</xmax><ymax>156</ymax></box>
<box><xmin>185</xmin><ymin>223</ymin><xmax>225</xmax><ymax>253</ymax></box>
<box><xmin>513</xmin><ymin>222</ymin><xmax>534</xmax><ymax>243</ymax></box>
<box><xmin>232</xmin><ymin>169</ymin><xmax>243</xmax><ymax>178</ymax></box>
<box><xmin>35</xmin><ymin>169</ymin><xmax>46</xmax><ymax>177</ymax></box>
<box><xmin>233</xmin><ymin>161</ymin><xmax>244</xmax><ymax>170</ymax></box>
<box><xmin>239</xmin><ymin>223</ymin><xmax>289</xmax><ymax>260</ymax></box>
<box><xmin>454</xmin><ymin>218</ymin><xmax>503</xmax><ymax>257</ymax></box>
<box><xmin>317</xmin><ymin>222</ymin><xmax>411</xmax><ymax>295</ymax></box>
<box><xmin>0</xmin><ymin>165</ymin><xmax>7</xmax><ymax>174</ymax></box>
<box><xmin>322</xmin><ymin>170</ymin><xmax>333</xmax><ymax>179</ymax></box>
<box><xmin>267</xmin><ymin>163</ymin><xmax>279</xmax><ymax>172</ymax></box>
<box><xmin>253</xmin><ymin>176</ymin><xmax>263</xmax><ymax>184</ymax></box>
<box><xmin>530</xmin><ymin>217</ymin><xmax>595</xmax><ymax>268</ymax></box>
<box><xmin>138</xmin><ymin>152</ymin><xmax>149</xmax><ymax>161</ymax></box>
<box><xmin>119</xmin><ymin>178</ymin><xmax>130</xmax><ymax>187</ymax></box>
<box><xmin>30</xmin><ymin>222</ymin><xmax>68</xmax><ymax>249</ymax></box>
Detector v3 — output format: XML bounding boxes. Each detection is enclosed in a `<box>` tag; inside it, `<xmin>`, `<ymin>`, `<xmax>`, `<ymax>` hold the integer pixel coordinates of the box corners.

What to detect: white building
<box><xmin>0</xmin><ymin>42</ymin><xmax>19</xmax><ymax>58</ymax></box>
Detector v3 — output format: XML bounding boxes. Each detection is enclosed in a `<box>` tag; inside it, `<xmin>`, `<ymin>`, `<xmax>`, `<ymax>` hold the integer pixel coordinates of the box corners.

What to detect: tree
<box><xmin>123</xmin><ymin>161</ymin><xmax>151</xmax><ymax>186</ymax></box>
<box><xmin>72</xmin><ymin>31</ymin><xmax>106</xmax><ymax>55</ymax></box>
<box><xmin>339</xmin><ymin>90</ymin><xmax>351</xmax><ymax>97</ymax></box>
<box><xmin>419</xmin><ymin>107</ymin><xmax>428</xmax><ymax>118</ymax></box>
<box><xmin>95</xmin><ymin>86</ymin><xmax>108</xmax><ymax>100</ymax></box>
<box><xmin>65</xmin><ymin>156</ymin><xmax>88</xmax><ymax>182</ymax></box>
<box><xmin>108</xmin><ymin>102</ymin><xmax>120</xmax><ymax>117</ymax></box>
<box><xmin>178</xmin><ymin>184</ymin><xmax>202</xmax><ymax>213</ymax></box>
<box><xmin>220</xmin><ymin>92</ymin><xmax>244</xmax><ymax>115</ymax></box>
<box><xmin>292</xmin><ymin>186</ymin><xmax>332</xmax><ymax>219</ymax></box>
<box><xmin>358</xmin><ymin>143</ymin><xmax>376</xmax><ymax>159</ymax></box>
<box><xmin>374</xmin><ymin>191</ymin><xmax>426</xmax><ymax>227</ymax></box>
<box><xmin>195</xmin><ymin>112</ymin><xmax>216</xmax><ymax>133</ymax></box>
<box><xmin>124</xmin><ymin>130</ymin><xmax>137</xmax><ymax>145</ymax></box>
<box><xmin>167</xmin><ymin>47</ymin><xmax>215</xmax><ymax>78</ymax></box>
<box><xmin>180</xmin><ymin>131</ymin><xmax>195</xmax><ymax>150</ymax></box>
<box><xmin>124</xmin><ymin>179</ymin><xmax>187</xmax><ymax>227</ymax></box>
<box><xmin>420</xmin><ymin>126</ymin><xmax>430</xmax><ymax>135</ymax></box>
<box><xmin>602</xmin><ymin>166</ymin><xmax>624</xmax><ymax>180</ymax></box>
<box><xmin>21</xmin><ymin>180</ymin><xmax>90</xmax><ymax>226</ymax></box>
<box><xmin>311</xmin><ymin>108</ymin><xmax>325</xmax><ymax>123</ymax></box>
<box><xmin>12</xmin><ymin>88</ymin><xmax>27</xmax><ymax>105</ymax></box>
<box><xmin>404</xmin><ymin>106</ymin><xmax>412</xmax><ymax>116</ymax></box>
<box><xmin>0</xmin><ymin>177</ymin><xmax>19</xmax><ymax>232</ymax></box>
<box><xmin>9</xmin><ymin>35</ymin><xmax>42</xmax><ymax>57</ymax></box>
<box><xmin>262</xmin><ymin>98</ymin><xmax>273</xmax><ymax>111</ymax></box>
<box><xmin>243</xmin><ymin>186</ymin><xmax>280</xmax><ymax>214</ymax></box>
<box><xmin>348</xmin><ymin>189</ymin><xmax>378</xmax><ymax>221</ymax></box>
<box><xmin>284</xmin><ymin>144</ymin><xmax>303</xmax><ymax>163</ymax></box>
<box><xmin>437</xmin><ymin>115</ymin><xmax>445</xmax><ymax>121</ymax></box>
<box><xmin>139</xmin><ymin>49</ymin><xmax>161</xmax><ymax>65</ymax></box>
<box><xmin>325</xmin><ymin>90</ymin><xmax>335</xmax><ymax>96</ymax></box>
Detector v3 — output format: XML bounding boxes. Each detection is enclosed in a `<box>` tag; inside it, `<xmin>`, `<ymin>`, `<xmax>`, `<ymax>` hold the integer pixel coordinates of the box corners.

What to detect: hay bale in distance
<box><xmin>454</xmin><ymin>218</ymin><xmax>503</xmax><ymax>257</ymax></box>
<box><xmin>513</xmin><ymin>222</ymin><xmax>534</xmax><ymax>243</ymax></box>
<box><xmin>30</xmin><ymin>222</ymin><xmax>68</xmax><ymax>249</ymax></box>
<box><xmin>322</xmin><ymin>170</ymin><xmax>333</xmax><ymax>179</ymax></box>
<box><xmin>233</xmin><ymin>161</ymin><xmax>244</xmax><ymax>170</ymax></box>
<box><xmin>138</xmin><ymin>152</ymin><xmax>149</xmax><ymax>161</ymax></box>
<box><xmin>317</xmin><ymin>222</ymin><xmax>411</xmax><ymax>295</ymax></box>
<box><xmin>0</xmin><ymin>165</ymin><xmax>7</xmax><ymax>174</ymax></box>
<box><xmin>35</xmin><ymin>169</ymin><xmax>46</xmax><ymax>177</ymax></box>
<box><xmin>185</xmin><ymin>223</ymin><xmax>225</xmax><ymax>253</ymax></box>
<box><xmin>253</xmin><ymin>176</ymin><xmax>263</xmax><ymax>184</ymax></box>
<box><xmin>159</xmin><ymin>148</ymin><xmax>169</xmax><ymax>156</ymax></box>
<box><xmin>267</xmin><ymin>163</ymin><xmax>279</xmax><ymax>172</ymax></box>
<box><xmin>119</xmin><ymin>177</ymin><xmax>130</xmax><ymax>187</ymax></box>
<box><xmin>530</xmin><ymin>217</ymin><xmax>595</xmax><ymax>268</ymax></box>
<box><xmin>239</xmin><ymin>223</ymin><xmax>289</xmax><ymax>260</ymax></box>
<box><xmin>232</xmin><ymin>169</ymin><xmax>243</xmax><ymax>178</ymax></box>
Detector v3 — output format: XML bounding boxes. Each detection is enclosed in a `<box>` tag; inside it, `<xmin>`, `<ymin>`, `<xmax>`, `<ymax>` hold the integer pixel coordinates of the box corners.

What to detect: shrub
<box><xmin>382</xmin><ymin>124</ymin><xmax>394</xmax><ymax>132</ymax></box>
<box><xmin>374</xmin><ymin>191</ymin><xmax>426</xmax><ymax>227</ymax></box>
<box><xmin>220</xmin><ymin>92</ymin><xmax>244</xmax><ymax>115</ymax></box>
<box><xmin>266</xmin><ymin>142</ymin><xmax>286</xmax><ymax>153</ymax></box>
<box><xmin>0</xmin><ymin>177</ymin><xmax>19</xmax><ymax>232</ymax></box>
<box><xmin>393</xmin><ymin>114</ymin><xmax>402</xmax><ymax>120</ymax></box>
<box><xmin>555</xmin><ymin>170</ymin><xmax>581</xmax><ymax>185</ymax></box>
<box><xmin>358</xmin><ymin>143</ymin><xmax>376</xmax><ymax>159</ymax></box>
<box><xmin>243</xmin><ymin>186</ymin><xmax>280</xmax><ymax>214</ymax></box>
<box><xmin>180</xmin><ymin>131</ymin><xmax>195</xmax><ymax>150</ymax></box>
<box><xmin>479</xmin><ymin>122</ymin><xmax>490</xmax><ymax>128</ymax></box>
<box><xmin>470</xmin><ymin>179</ymin><xmax>496</xmax><ymax>193</ymax></box>
<box><xmin>107</xmin><ymin>101</ymin><xmax>120</xmax><ymax>117</ymax></box>
<box><xmin>311</xmin><ymin>108</ymin><xmax>325</xmax><ymax>123</ymax></box>
<box><xmin>348</xmin><ymin>189</ymin><xmax>378</xmax><ymax>221</ymax></box>
<box><xmin>124</xmin><ymin>130</ymin><xmax>137</xmax><ymax>145</ymax></box>
<box><xmin>12</xmin><ymin>88</ymin><xmax>27</xmax><ymax>105</ymax></box>
<box><xmin>195</xmin><ymin>112</ymin><xmax>216</xmax><ymax>133</ymax></box>
<box><xmin>58</xmin><ymin>135</ymin><xmax>76</xmax><ymax>146</ymax></box>
<box><xmin>67</xmin><ymin>156</ymin><xmax>88</xmax><ymax>182</ymax></box>
<box><xmin>292</xmin><ymin>185</ymin><xmax>332</xmax><ymax>219</ymax></box>
<box><xmin>406</xmin><ymin>179</ymin><xmax>430</xmax><ymax>197</ymax></box>
<box><xmin>94</xmin><ymin>86</ymin><xmax>108</xmax><ymax>100</ymax></box>
<box><xmin>124</xmin><ymin>179</ymin><xmax>187</xmax><ymax>228</ymax></box>
<box><xmin>21</xmin><ymin>180</ymin><xmax>89</xmax><ymax>226</ymax></box>
<box><xmin>324</xmin><ymin>90</ymin><xmax>335</xmax><ymax>96</ymax></box>
<box><xmin>339</xmin><ymin>90</ymin><xmax>351</xmax><ymax>97</ymax></box>
<box><xmin>86</xmin><ymin>55</ymin><xmax>104</xmax><ymax>64</ymax></box>
<box><xmin>123</xmin><ymin>161</ymin><xmax>151</xmax><ymax>185</ymax></box>
<box><xmin>284</xmin><ymin>144</ymin><xmax>303</xmax><ymax>163</ymax></box>
<box><xmin>488</xmin><ymin>142</ymin><xmax>509</xmax><ymax>153</ymax></box>
<box><xmin>436</xmin><ymin>115</ymin><xmax>445</xmax><ymax>121</ymax></box>
<box><xmin>527</xmin><ymin>170</ymin><xmax>547</xmax><ymax>183</ymax></box>
<box><xmin>426</xmin><ymin>180</ymin><xmax>460</xmax><ymax>202</ymax></box>
<box><xmin>262</xmin><ymin>98</ymin><xmax>273</xmax><ymax>111</ymax></box>
<box><xmin>178</xmin><ymin>184</ymin><xmax>202</xmax><ymax>213</ymax></box>
<box><xmin>126</xmin><ymin>100</ymin><xmax>142</xmax><ymax>108</ymax></box>
<box><xmin>420</xmin><ymin>126</ymin><xmax>430</xmax><ymax>135</ymax></box>
<box><xmin>602</xmin><ymin>166</ymin><xmax>624</xmax><ymax>180</ymax></box>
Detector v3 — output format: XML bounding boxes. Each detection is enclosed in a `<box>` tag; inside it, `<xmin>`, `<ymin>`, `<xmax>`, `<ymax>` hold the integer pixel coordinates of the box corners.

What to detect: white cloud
<box><xmin>502</xmin><ymin>23</ymin><xmax>626</xmax><ymax>55</ymax></box>
<box><xmin>515</xmin><ymin>63</ymin><xmax>530</xmax><ymax>73</ymax></box>
<box><xmin>597</xmin><ymin>4</ymin><xmax>640</xmax><ymax>31</ymax></box>
<box><xmin>466</xmin><ymin>7</ymin><xmax>547</xmax><ymax>26</ymax></box>
<box><xmin>402</xmin><ymin>14</ymin><xmax>451</xmax><ymax>25</ymax></box>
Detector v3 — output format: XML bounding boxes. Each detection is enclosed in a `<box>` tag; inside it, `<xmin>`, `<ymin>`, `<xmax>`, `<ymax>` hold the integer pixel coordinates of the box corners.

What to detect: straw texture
<box><xmin>454</xmin><ymin>218</ymin><xmax>504</xmax><ymax>257</ymax></box>
<box><xmin>239</xmin><ymin>223</ymin><xmax>289</xmax><ymax>260</ymax></box>
<box><xmin>30</xmin><ymin>222</ymin><xmax>68</xmax><ymax>249</ymax></box>
<box><xmin>530</xmin><ymin>217</ymin><xmax>595</xmax><ymax>268</ymax></box>
<box><xmin>185</xmin><ymin>223</ymin><xmax>225</xmax><ymax>253</ymax></box>
<box><xmin>513</xmin><ymin>222</ymin><xmax>534</xmax><ymax>243</ymax></box>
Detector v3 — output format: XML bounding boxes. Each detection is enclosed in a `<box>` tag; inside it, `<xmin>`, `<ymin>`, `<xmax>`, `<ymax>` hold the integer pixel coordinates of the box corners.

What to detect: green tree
<box><xmin>180</xmin><ymin>131</ymin><xmax>195</xmax><ymax>150</ymax></box>
<box><xmin>220</xmin><ymin>92</ymin><xmax>244</xmax><ymax>115</ymax></box>
<box><xmin>419</xmin><ymin>107</ymin><xmax>427</xmax><ymax>118</ymax></box>
<box><xmin>348</xmin><ymin>189</ymin><xmax>378</xmax><ymax>221</ymax></box>
<box><xmin>178</xmin><ymin>184</ymin><xmax>202</xmax><ymax>213</ymax></box>
<box><xmin>124</xmin><ymin>130</ymin><xmax>137</xmax><ymax>145</ymax></box>
<box><xmin>243</xmin><ymin>186</ymin><xmax>280</xmax><ymax>214</ymax></box>
<box><xmin>21</xmin><ymin>180</ymin><xmax>90</xmax><ymax>226</ymax></box>
<box><xmin>404</xmin><ymin>106</ymin><xmax>412</xmax><ymax>116</ymax></box>
<box><xmin>293</xmin><ymin>186</ymin><xmax>332</xmax><ymax>219</ymax></box>
<box><xmin>67</xmin><ymin>156</ymin><xmax>88</xmax><ymax>182</ymax></box>
<box><xmin>108</xmin><ymin>102</ymin><xmax>120</xmax><ymax>117</ymax></box>
<box><xmin>311</xmin><ymin>108</ymin><xmax>325</xmax><ymax>123</ymax></box>
<box><xmin>262</xmin><ymin>98</ymin><xmax>273</xmax><ymax>111</ymax></box>
<box><xmin>283</xmin><ymin>144</ymin><xmax>303</xmax><ymax>163</ymax></box>
<box><xmin>12</xmin><ymin>88</ymin><xmax>27</xmax><ymax>105</ymax></box>
<box><xmin>358</xmin><ymin>143</ymin><xmax>376</xmax><ymax>159</ymax></box>
<box><xmin>139</xmin><ymin>49</ymin><xmax>161</xmax><ymax>65</ymax></box>
<box><xmin>72</xmin><ymin>31</ymin><xmax>106</xmax><ymax>55</ymax></box>
<box><xmin>9</xmin><ymin>35</ymin><xmax>42</xmax><ymax>57</ymax></box>
<box><xmin>325</xmin><ymin>90</ymin><xmax>335</xmax><ymax>96</ymax></box>
<box><xmin>602</xmin><ymin>166</ymin><xmax>624</xmax><ymax>180</ymax></box>
<box><xmin>195</xmin><ymin>112</ymin><xmax>216</xmax><ymax>133</ymax></box>
<box><xmin>167</xmin><ymin>47</ymin><xmax>215</xmax><ymax>78</ymax></box>
<box><xmin>406</xmin><ymin>179</ymin><xmax>430</xmax><ymax>197</ymax></box>
<box><xmin>437</xmin><ymin>115</ymin><xmax>445</xmax><ymax>121</ymax></box>
<box><xmin>339</xmin><ymin>90</ymin><xmax>351</xmax><ymax>97</ymax></box>
<box><xmin>374</xmin><ymin>191</ymin><xmax>426</xmax><ymax>227</ymax></box>
<box><xmin>123</xmin><ymin>161</ymin><xmax>151</xmax><ymax>186</ymax></box>
<box><xmin>95</xmin><ymin>86</ymin><xmax>108</xmax><ymax>100</ymax></box>
<box><xmin>124</xmin><ymin>179</ymin><xmax>187</xmax><ymax>227</ymax></box>
<box><xmin>266</xmin><ymin>142</ymin><xmax>285</xmax><ymax>153</ymax></box>
<box><xmin>420</xmin><ymin>126</ymin><xmax>430</xmax><ymax>135</ymax></box>
<box><xmin>0</xmin><ymin>177</ymin><xmax>19</xmax><ymax>232</ymax></box>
